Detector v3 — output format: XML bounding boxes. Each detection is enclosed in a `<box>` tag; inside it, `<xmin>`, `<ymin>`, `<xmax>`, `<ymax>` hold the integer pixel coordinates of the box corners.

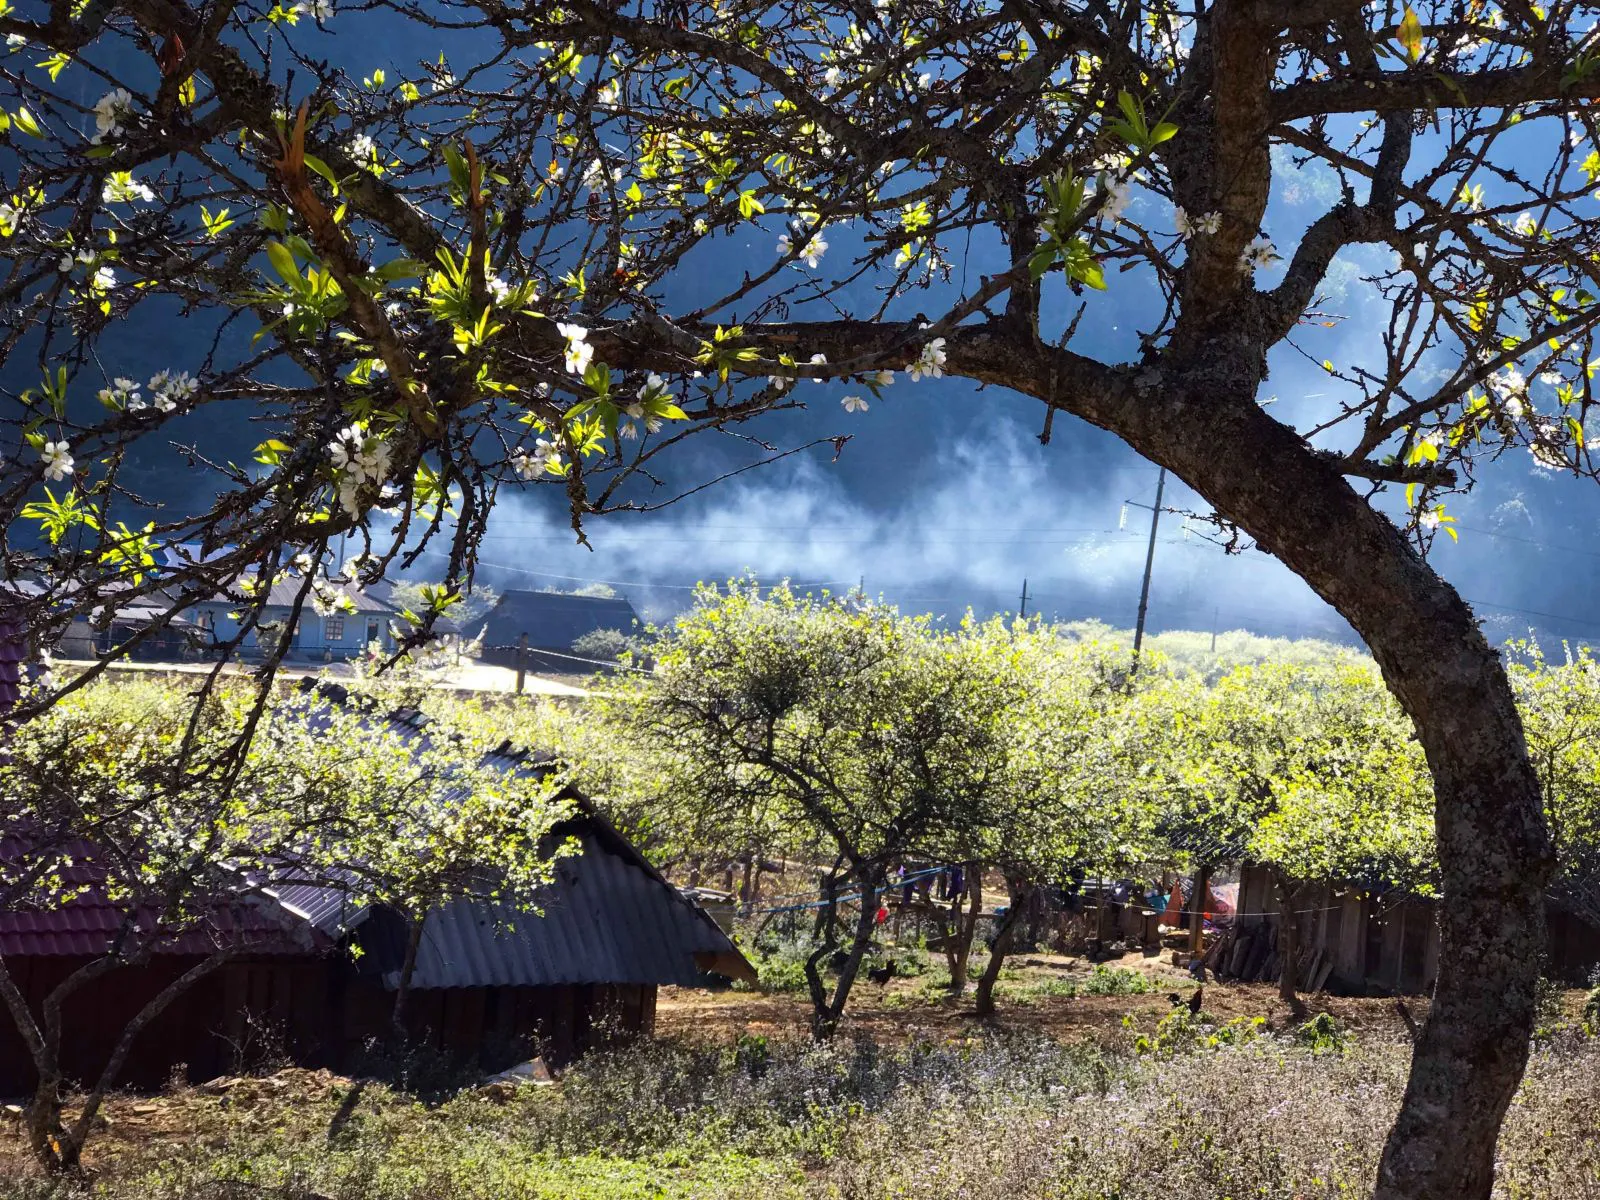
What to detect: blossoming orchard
<box><xmin>6</xmin><ymin>1</ymin><xmax>1600</xmax><ymax>1195</ymax></box>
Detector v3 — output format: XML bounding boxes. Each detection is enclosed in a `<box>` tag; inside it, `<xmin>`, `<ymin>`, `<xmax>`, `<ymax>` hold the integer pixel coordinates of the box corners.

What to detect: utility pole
<box><xmin>1130</xmin><ymin>467</ymin><xmax>1167</xmax><ymax>676</ymax></box>
<box><xmin>1019</xmin><ymin>578</ymin><xmax>1029</xmax><ymax>619</ymax></box>
<box><xmin>1210</xmin><ymin>606</ymin><xmax>1220</xmax><ymax>653</ymax></box>
<box><xmin>515</xmin><ymin>632</ymin><xmax>529</xmax><ymax>695</ymax></box>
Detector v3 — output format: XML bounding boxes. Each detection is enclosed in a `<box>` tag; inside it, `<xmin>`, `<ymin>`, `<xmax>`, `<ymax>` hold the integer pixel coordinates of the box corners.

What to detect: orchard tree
<box><xmin>6</xmin><ymin>0</ymin><xmax>1600</xmax><ymax>1190</ymax></box>
<box><xmin>966</xmin><ymin>622</ymin><xmax>1154</xmax><ymax>1017</ymax></box>
<box><xmin>1507</xmin><ymin>641</ymin><xmax>1600</xmax><ymax>929</ymax></box>
<box><xmin>585</xmin><ymin>582</ymin><xmax>1025</xmax><ymax>1038</ymax></box>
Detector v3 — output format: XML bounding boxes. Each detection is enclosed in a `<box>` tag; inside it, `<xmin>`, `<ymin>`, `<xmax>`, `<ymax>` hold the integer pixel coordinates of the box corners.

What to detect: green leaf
<box><xmin>302</xmin><ymin>153</ymin><xmax>341</xmax><ymax>194</ymax></box>
<box><xmin>12</xmin><ymin>105</ymin><xmax>41</xmax><ymax>137</ymax></box>
<box><xmin>265</xmin><ymin>240</ymin><xmax>302</xmax><ymax>287</ymax></box>
<box><xmin>1397</xmin><ymin>7</ymin><xmax>1424</xmax><ymax>63</ymax></box>
<box><xmin>372</xmin><ymin>258</ymin><xmax>425</xmax><ymax>282</ymax></box>
<box><xmin>1148</xmin><ymin>122</ymin><xmax>1179</xmax><ymax>146</ymax></box>
<box><xmin>253</xmin><ymin>438</ymin><xmax>292</xmax><ymax>465</ymax></box>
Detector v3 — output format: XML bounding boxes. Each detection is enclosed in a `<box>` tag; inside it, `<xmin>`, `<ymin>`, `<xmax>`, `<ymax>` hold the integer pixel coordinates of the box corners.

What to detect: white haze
<box><xmin>460</xmin><ymin>419</ymin><xmax>1354</xmax><ymax>641</ymax></box>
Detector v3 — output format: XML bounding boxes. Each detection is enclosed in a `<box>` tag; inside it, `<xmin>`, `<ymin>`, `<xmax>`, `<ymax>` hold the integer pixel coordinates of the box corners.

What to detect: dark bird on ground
<box><xmin>1187</xmin><ymin>987</ymin><xmax>1204</xmax><ymax>1016</ymax></box>
<box><xmin>868</xmin><ymin>959</ymin><xmax>898</xmax><ymax>986</ymax></box>
<box><xmin>1166</xmin><ymin>992</ymin><xmax>1183</xmax><ymax>1007</ymax></box>
<box><xmin>826</xmin><ymin>949</ymin><xmax>851</xmax><ymax>974</ymax></box>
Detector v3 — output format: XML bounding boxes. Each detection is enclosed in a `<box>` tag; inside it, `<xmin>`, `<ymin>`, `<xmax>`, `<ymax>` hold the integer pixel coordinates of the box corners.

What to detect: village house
<box><xmin>0</xmin><ymin>687</ymin><xmax>752</xmax><ymax>1092</ymax></box>
<box><xmin>479</xmin><ymin>589</ymin><xmax>642</xmax><ymax>672</ymax></box>
<box><xmin>185</xmin><ymin>577</ymin><xmax>400</xmax><ymax>662</ymax></box>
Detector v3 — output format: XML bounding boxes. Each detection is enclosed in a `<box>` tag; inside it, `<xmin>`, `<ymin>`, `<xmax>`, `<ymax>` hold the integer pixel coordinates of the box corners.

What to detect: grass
<box><xmin>9</xmin><ymin>1015</ymin><xmax>1600</xmax><ymax>1199</ymax></box>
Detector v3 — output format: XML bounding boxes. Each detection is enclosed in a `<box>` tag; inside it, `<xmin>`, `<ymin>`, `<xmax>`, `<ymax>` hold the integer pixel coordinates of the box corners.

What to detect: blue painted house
<box><xmin>190</xmin><ymin>578</ymin><xmax>399</xmax><ymax>662</ymax></box>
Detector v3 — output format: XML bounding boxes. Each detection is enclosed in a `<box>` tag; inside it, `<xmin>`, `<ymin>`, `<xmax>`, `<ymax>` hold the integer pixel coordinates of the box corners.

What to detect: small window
<box><xmin>367</xmin><ymin>618</ymin><xmax>381</xmax><ymax>645</ymax></box>
<box><xmin>197</xmin><ymin>609</ymin><xmax>215</xmax><ymax>632</ymax></box>
<box><xmin>324</xmin><ymin>615</ymin><xmax>345</xmax><ymax>641</ymax></box>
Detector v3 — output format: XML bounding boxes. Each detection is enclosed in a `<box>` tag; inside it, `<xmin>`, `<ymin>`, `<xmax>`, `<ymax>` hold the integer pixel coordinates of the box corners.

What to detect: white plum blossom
<box><xmin>485</xmin><ymin>273</ymin><xmax>512</xmax><ymax>304</ymax></box>
<box><xmin>580</xmin><ymin>158</ymin><xmax>622</xmax><ymax>192</ymax></box>
<box><xmin>619</xmin><ymin>421</ymin><xmax>639</xmax><ymax>440</ymax></box>
<box><xmin>1420</xmin><ymin>509</ymin><xmax>1441</xmax><ymax>531</ymax></box>
<box><xmin>40</xmin><ymin>440</ymin><xmax>74</xmax><ymax>481</ymax></box>
<box><xmin>841</xmin><ymin>395</ymin><xmax>869</xmax><ymax>413</ymax></box>
<box><xmin>807</xmin><ymin>353</ymin><xmax>828</xmax><ymax>381</ymax></box>
<box><xmin>1237</xmin><ymin>236</ymin><xmax>1280</xmax><ymax>273</ymax></box>
<box><xmin>1489</xmin><ymin>365</ymin><xmax>1528</xmax><ymax>418</ymax></box>
<box><xmin>1538</xmin><ymin>370</ymin><xmax>1562</xmax><ymax>387</ymax></box>
<box><xmin>909</xmin><ymin>338</ymin><xmax>947</xmax><ymax>381</ymax></box>
<box><xmin>557</xmin><ymin>322</ymin><xmax>594</xmax><ymax>375</ymax></box>
<box><xmin>1513</xmin><ymin>212</ymin><xmax>1538</xmax><ymax>236</ymax></box>
<box><xmin>624</xmin><ymin>401</ymin><xmax>645</xmax><ymax>420</ymax></box>
<box><xmin>1174</xmin><ymin>207</ymin><xmax>1222</xmax><ymax>239</ymax></box>
<box><xmin>350</xmin><ymin>134</ymin><xmax>376</xmax><ymax>159</ymax></box>
<box><xmin>310</xmin><ymin>0</ymin><xmax>334</xmax><ymax>19</ymax></box>
<box><xmin>327</xmin><ymin>424</ymin><xmax>392</xmax><ymax>516</ymax></box>
<box><xmin>595</xmin><ymin>79</ymin><xmax>621</xmax><ymax>108</ymax></box>
<box><xmin>777</xmin><ymin>230</ymin><xmax>829</xmax><ymax>269</ymax></box>
<box><xmin>512</xmin><ymin>437</ymin><xmax>563</xmax><ymax>479</ymax></box>
<box><xmin>1096</xmin><ymin>177</ymin><xmax>1132</xmax><ymax>220</ymax></box>
<box><xmin>97</xmin><ymin>377</ymin><xmax>142</xmax><ymax>410</ymax></box>
<box><xmin>868</xmin><ymin>369</ymin><xmax>894</xmax><ymax>386</ymax></box>
<box><xmin>0</xmin><ymin>202</ymin><xmax>19</xmax><ymax>237</ymax></box>
<box><xmin>92</xmin><ymin>89</ymin><xmax>134</xmax><ymax>143</ymax></box>
<box><xmin>1531</xmin><ymin>442</ymin><xmax>1567</xmax><ymax>470</ymax></box>
<box><xmin>6</xmin><ymin>33</ymin><xmax>25</xmax><ymax>50</ymax></box>
<box><xmin>149</xmin><ymin>369</ymin><xmax>199</xmax><ymax>411</ymax></box>
<box><xmin>768</xmin><ymin>372</ymin><xmax>792</xmax><ymax>390</ymax></box>
<box><xmin>101</xmin><ymin>172</ymin><xmax>155</xmax><ymax>204</ymax></box>
<box><xmin>91</xmin><ymin>266</ymin><xmax>115</xmax><ymax>291</ymax></box>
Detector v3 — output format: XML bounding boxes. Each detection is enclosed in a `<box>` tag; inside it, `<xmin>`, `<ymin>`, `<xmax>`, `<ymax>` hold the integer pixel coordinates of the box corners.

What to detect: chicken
<box><xmin>868</xmin><ymin>959</ymin><xmax>897</xmax><ymax>986</ymax></box>
<box><xmin>1187</xmin><ymin>987</ymin><xmax>1204</xmax><ymax>1016</ymax></box>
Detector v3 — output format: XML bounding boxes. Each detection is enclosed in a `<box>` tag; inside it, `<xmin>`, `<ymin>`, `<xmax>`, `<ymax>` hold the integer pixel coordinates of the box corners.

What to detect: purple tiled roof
<box><xmin>0</xmin><ymin>836</ymin><xmax>325</xmax><ymax>958</ymax></box>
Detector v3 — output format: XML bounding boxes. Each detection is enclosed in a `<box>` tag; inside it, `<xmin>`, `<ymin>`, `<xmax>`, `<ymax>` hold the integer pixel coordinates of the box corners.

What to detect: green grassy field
<box><xmin>7</xmin><ymin>1004</ymin><xmax>1600</xmax><ymax>1200</ymax></box>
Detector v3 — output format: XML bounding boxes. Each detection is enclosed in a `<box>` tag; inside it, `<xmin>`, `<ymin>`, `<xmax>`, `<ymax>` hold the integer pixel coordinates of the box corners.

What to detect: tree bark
<box><xmin>58</xmin><ymin>949</ymin><xmax>235</xmax><ymax>1171</ymax></box>
<box><xmin>974</xmin><ymin>880</ymin><xmax>1029</xmax><ymax>1018</ymax></box>
<box><xmin>810</xmin><ymin>863</ymin><xmax>884</xmax><ymax>1041</ymax></box>
<box><xmin>947</xmin><ymin>867</ymin><xmax>982</xmax><ymax>995</ymax></box>
<box><xmin>389</xmin><ymin>912</ymin><xmax>426</xmax><ymax>1044</ymax></box>
<box><xmin>1275</xmin><ymin>873</ymin><xmax>1306</xmax><ymax>1018</ymax></box>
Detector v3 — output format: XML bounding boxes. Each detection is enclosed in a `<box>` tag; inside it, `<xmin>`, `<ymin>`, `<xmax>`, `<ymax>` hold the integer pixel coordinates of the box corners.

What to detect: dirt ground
<box><xmin>655</xmin><ymin>950</ymin><xmax>1433</xmax><ymax>1046</ymax></box>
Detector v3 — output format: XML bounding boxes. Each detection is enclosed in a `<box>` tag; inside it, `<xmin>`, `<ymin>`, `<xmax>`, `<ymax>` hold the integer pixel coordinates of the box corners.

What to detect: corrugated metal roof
<box><xmin>481</xmin><ymin>590</ymin><xmax>640</xmax><ymax>652</ymax></box>
<box><xmin>393</xmin><ymin>829</ymin><xmax>746</xmax><ymax>988</ymax></box>
<box><xmin>193</xmin><ymin>577</ymin><xmax>394</xmax><ymax>614</ymax></box>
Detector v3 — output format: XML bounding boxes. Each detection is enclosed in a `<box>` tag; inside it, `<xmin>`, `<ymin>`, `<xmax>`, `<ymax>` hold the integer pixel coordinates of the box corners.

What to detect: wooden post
<box><xmin>516</xmin><ymin>632</ymin><xmax>528</xmax><ymax>694</ymax></box>
<box><xmin>1188</xmin><ymin>865</ymin><xmax>1210</xmax><ymax>956</ymax></box>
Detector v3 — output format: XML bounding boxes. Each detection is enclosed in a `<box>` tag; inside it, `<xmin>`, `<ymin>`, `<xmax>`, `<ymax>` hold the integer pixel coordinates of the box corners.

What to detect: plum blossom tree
<box><xmin>7</xmin><ymin>1</ymin><xmax>1600</xmax><ymax>1192</ymax></box>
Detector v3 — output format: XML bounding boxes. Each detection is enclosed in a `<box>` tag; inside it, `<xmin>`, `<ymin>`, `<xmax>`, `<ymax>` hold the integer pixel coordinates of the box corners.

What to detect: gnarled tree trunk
<box><xmin>974</xmin><ymin>879</ymin><xmax>1030</xmax><ymax>1018</ymax></box>
<box><xmin>1274</xmin><ymin>871</ymin><xmax>1306</xmax><ymax>1019</ymax></box>
<box><xmin>991</xmin><ymin>328</ymin><xmax>1554</xmax><ymax>1200</ymax></box>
